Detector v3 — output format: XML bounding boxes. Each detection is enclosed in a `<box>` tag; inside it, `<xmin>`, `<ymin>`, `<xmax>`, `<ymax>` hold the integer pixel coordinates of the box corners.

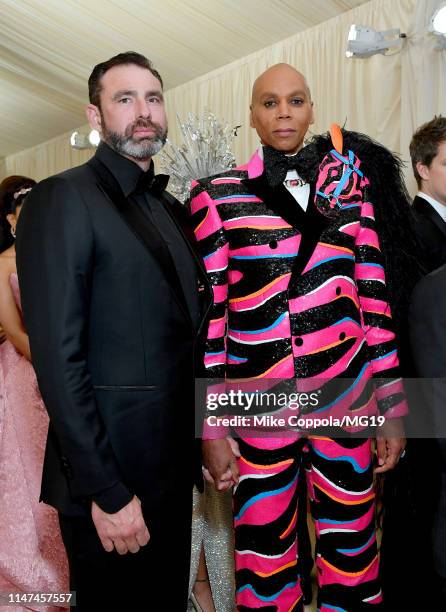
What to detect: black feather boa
<box><xmin>303</xmin><ymin>129</ymin><xmax>427</xmax><ymax>344</ymax></box>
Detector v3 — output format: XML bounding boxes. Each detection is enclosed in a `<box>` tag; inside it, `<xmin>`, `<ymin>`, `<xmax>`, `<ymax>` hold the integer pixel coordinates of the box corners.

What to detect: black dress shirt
<box><xmin>97</xmin><ymin>142</ymin><xmax>200</xmax><ymax>328</ymax></box>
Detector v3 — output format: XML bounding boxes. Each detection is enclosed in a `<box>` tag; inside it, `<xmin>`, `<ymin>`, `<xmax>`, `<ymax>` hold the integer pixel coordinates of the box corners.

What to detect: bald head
<box><xmin>251</xmin><ymin>64</ymin><xmax>311</xmax><ymax>105</ymax></box>
<box><xmin>249</xmin><ymin>63</ymin><xmax>314</xmax><ymax>154</ymax></box>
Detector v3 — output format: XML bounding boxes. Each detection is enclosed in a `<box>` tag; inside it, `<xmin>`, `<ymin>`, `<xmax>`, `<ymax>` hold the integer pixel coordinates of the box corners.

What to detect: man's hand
<box><xmin>374</xmin><ymin>417</ymin><xmax>406</xmax><ymax>474</ymax></box>
<box><xmin>92</xmin><ymin>495</ymin><xmax>150</xmax><ymax>555</ymax></box>
<box><xmin>202</xmin><ymin>437</ymin><xmax>240</xmax><ymax>491</ymax></box>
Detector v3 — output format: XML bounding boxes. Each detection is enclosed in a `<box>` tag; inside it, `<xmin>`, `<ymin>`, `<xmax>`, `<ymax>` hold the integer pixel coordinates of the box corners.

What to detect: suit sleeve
<box><xmin>409</xmin><ymin>273</ymin><xmax>446</xmax><ymax>437</ymax></box>
<box><xmin>189</xmin><ymin>182</ymin><xmax>230</xmax><ymax>439</ymax></box>
<box><xmin>354</xmin><ymin>183</ymin><xmax>408</xmax><ymax>418</ymax></box>
<box><xmin>410</xmin><ymin>274</ymin><xmax>446</xmax><ymax>376</ymax></box>
<box><xmin>16</xmin><ymin>176</ymin><xmax>132</xmax><ymax>512</ymax></box>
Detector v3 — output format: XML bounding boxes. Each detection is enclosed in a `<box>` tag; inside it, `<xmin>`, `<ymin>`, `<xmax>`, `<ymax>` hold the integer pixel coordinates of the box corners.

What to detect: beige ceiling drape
<box><xmin>0</xmin><ymin>0</ymin><xmax>369</xmax><ymax>158</ymax></box>
<box><xmin>2</xmin><ymin>0</ymin><xmax>444</xmax><ymax>196</ymax></box>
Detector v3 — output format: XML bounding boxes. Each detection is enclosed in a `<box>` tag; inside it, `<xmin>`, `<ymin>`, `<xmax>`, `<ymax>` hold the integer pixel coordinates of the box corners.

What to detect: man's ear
<box><xmin>86</xmin><ymin>104</ymin><xmax>102</xmax><ymax>132</ymax></box>
<box><xmin>416</xmin><ymin>161</ymin><xmax>430</xmax><ymax>182</ymax></box>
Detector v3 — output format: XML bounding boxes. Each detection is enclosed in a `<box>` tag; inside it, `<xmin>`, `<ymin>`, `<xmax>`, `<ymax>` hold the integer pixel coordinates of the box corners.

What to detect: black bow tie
<box><xmin>134</xmin><ymin>171</ymin><xmax>169</xmax><ymax>196</ymax></box>
<box><xmin>263</xmin><ymin>145</ymin><xmax>318</xmax><ymax>188</ymax></box>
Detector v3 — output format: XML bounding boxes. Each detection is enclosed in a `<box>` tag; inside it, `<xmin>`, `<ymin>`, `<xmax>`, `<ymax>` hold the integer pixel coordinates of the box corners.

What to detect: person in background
<box><xmin>0</xmin><ymin>177</ymin><xmax>69</xmax><ymax>609</ymax></box>
<box><xmin>410</xmin><ymin>115</ymin><xmax>446</xmax><ymax>270</ymax></box>
<box><xmin>0</xmin><ymin>177</ymin><xmax>27</xmax><ymax>346</ymax></box>
<box><xmin>379</xmin><ymin>116</ymin><xmax>446</xmax><ymax>610</ymax></box>
<box><xmin>409</xmin><ymin>264</ymin><xmax>446</xmax><ymax>607</ymax></box>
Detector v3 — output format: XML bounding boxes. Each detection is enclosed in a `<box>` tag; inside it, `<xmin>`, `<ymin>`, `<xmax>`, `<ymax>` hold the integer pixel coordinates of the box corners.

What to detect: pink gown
<box><xmin>0</xmin><ymin>273</ymin><xmax>69</xmax><ymax>611</ymax></box>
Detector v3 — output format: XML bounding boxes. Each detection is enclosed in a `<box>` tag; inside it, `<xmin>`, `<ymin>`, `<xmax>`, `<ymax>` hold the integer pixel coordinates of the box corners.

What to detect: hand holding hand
<box><xmin>374</xmin><ymin>417</ymin><xmax>406</xmax><ymax>474</ymax></box>
<box><xmin>202</xmin><ymin>437</ymin><xmax>240</xmax><ymax>491</ymax></box>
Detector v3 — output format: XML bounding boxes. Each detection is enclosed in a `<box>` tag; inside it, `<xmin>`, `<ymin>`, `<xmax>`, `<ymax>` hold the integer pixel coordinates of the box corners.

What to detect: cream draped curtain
<box><xmin>2</xmin><ymin>0</ymin><xmax>444</xmax><ymax>196</ymax></box>
<box><xmin>401</xmin><ymin>0</ymin><xmax>446</xmax><ymax>193</ymax></box>
<box><xmin>0</xmin><ymin>127</ymin><xmax>94</xmax><ymax>184</ymax></box>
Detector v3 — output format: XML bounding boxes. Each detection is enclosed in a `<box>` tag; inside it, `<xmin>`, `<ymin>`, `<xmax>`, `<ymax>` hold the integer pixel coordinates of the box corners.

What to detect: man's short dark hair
<box><xmin>88</xmin><ymin>52</ymin><xmax>163</xmax><ymax>108</ymax></box>
<box><xmin>409</xmin><ymin>115</ymin><xmax>446</xmax><ymax>188</ymax></box>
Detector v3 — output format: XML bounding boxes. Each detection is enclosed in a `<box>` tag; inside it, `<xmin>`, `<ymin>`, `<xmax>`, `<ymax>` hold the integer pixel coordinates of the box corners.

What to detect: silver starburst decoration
<box><xmin>161</xmin><ymin>111</ymin><xmax>238</xmax><ymax>203</ymax></box>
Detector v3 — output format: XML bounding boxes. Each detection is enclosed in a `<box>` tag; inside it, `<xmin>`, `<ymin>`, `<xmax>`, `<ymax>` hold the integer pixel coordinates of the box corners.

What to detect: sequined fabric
<box><xmin>189</xmin><ymin>484</ymin><xmax>235</xmax><ymax>611</ymax></box>
<box><xmin>189</xmin><ymin>138</ymin><xmax>406</xmax><ymax>610</ymax></box>
<box><xmin>0</xmin><ymin>274</ymin><xmax>68</xmax><ymax>611</ymax></box>
<box><xmin>190</xmin><ymin>147</ymin><xmax>407</xmax><ymax>420</ymax></box>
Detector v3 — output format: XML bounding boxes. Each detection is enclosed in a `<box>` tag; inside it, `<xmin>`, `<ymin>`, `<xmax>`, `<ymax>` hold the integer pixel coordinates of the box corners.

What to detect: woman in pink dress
<box><xmin>0</xmin><ymin>177</ymin><xmax>68</xmax><ymax>611</ymax></box>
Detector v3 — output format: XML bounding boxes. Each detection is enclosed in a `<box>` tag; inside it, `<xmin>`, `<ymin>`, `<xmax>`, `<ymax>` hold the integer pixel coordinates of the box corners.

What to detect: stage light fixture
<box><xmin>70</xmin><ymin>131</ymin><xmax>90</xmax><ymax>149</ymax></box>
<box><xmin>346</xmin><ymin>25</ymin><xmax>406</xmax><ymax>58</ymax></box>
<box><xmin>70</xmin><ymin>130</ymin><xmax>100</xmax><ymax>150</ymax></box>
<box><xmin>429</xmin><ymin>3</ymin><xmax>446</xmax><ymax>48</ymax></box>
<box><xmin>88</xmin><ymin>130</ymin><xmax>100</xmax><ymax>146</ymax></box>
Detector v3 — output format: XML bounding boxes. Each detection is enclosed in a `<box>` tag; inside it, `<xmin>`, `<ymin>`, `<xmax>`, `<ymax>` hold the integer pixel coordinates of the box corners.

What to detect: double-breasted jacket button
<box><xmin>60</xmin><ymin>455</ymin><xmax>73</xmax><ymax>478</ymax></box>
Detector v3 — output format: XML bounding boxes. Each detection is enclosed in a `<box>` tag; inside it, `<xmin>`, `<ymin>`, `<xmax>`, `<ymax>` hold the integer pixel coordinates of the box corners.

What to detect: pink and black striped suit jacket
<box><xmin>190</xmin><ymin>136</ymin><xmax>407</xmax><ymax>438</ymax></box>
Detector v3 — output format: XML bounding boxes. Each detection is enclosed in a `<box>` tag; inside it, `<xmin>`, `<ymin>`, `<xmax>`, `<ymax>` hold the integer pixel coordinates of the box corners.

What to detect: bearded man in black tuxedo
<box><xmin>16</xmin><ymin>52</ymin><xmax>212</xmax><ymax>610</ymax></box>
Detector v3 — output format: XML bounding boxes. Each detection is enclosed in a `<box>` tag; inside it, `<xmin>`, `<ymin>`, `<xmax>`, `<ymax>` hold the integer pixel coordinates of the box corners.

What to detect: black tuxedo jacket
<box><xmin>409</xmin><ymin>263</ymin><xmax>446</xmax><ymax>576</ymax></box>
<box><xmin>413</xmin><ymin>195</ymin><xmax>446</xmax><ymax>272</ymax></box>
<box><xmin>16</xmin><ymin>146</ymin><xmax>212</xmax><ymax>517</ymax></box>
<box><xmin>410</xmin><ymin>263</ymin><xmax>446</xmax><ymax>428</ymax></box>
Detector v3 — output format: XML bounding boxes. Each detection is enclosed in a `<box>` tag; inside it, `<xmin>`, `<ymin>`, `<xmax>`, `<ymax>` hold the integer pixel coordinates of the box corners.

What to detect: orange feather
<box><xmin>330</xmin><ymin>123</ymin><xmax>343</xmax><ymax>154</ymax></box>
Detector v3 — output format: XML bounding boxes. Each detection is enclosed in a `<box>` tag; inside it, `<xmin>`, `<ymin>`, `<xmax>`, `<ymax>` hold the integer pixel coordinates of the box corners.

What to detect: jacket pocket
<box><xmin>93</xmin><ymin>385</ymin><xmax>157</xmax><ymax>391</ymax></box>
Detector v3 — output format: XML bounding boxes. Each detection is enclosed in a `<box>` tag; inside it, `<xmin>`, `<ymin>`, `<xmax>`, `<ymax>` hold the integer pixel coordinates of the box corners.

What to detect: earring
<box><xmin>10</xmin><ymin>226</ymin><xmax>16</xmax><ymax>239</ymax></box>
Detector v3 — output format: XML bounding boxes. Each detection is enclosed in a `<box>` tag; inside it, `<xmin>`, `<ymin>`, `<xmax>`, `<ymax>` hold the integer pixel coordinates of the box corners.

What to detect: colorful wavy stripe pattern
<box><xmin>190</xmin><ymin>151</ymin><xmax>406</xmax><ymax>424</ymax></box>
<box><xmin>234</xmin><ymin>436</ymin><xmax>381</xmax><ymax>611</ymax></box>
<box><xmin>190</xmin><ymin>146</ymin><xmax>401</xmax><ymax>609</ymax></box>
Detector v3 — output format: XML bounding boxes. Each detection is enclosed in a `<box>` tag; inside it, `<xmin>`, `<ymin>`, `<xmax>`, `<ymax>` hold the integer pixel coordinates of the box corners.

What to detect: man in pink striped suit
<box><xmin>190</xmin><ymin>64</ymin><xmax>408</xmax><ymax>611</ymax></box>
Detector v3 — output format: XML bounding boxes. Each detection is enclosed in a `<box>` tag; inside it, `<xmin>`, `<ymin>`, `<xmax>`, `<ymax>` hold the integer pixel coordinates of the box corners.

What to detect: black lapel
<box><xmin>241</xmin><ymin>172</ymin><xmax>329</xmax><ymax>274</ymax></box>
<box><xmin>242</xmin><ymin>173</ymin><xmax>310</xmax><ymax>230</ymax></box>
<box><xmin>293</xmin><ymin>189</ymin><xmax>330</xmax><ymax>275</ymax></box>
<box><xmin>88</xmin><ymin>156</ymin><xmax>192</xmax><ymax>326</ymax></box>
<box><xmin>160</xmin><ymin>193</ymin><xmax>210</xmax><ymax>282</ymax></box>
<box><xmin>414</xmin><ymin>196</ymin><xmax>446</xmax><ymax>239</ymax></box>
<box><xmin>158</xmin><ymin>192</ymin><xmax>213</xmax><ymax>334</ymax></box>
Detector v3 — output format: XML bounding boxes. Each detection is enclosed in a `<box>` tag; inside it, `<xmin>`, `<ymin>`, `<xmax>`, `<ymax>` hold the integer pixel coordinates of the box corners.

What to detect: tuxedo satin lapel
<box><xmin>242</xmin><ymin>173</ymin><xmax>310</xmax><ymax>231</ymax></box>
<box><xmin>295</xmin><ymin>184</ymin><xmax>331</xmax><ymax>272</ymax></box>
<box><xmin>414</xmin><ymin>196</ymin><xmax>446</xmax><ymax>238</ymax></box>
<box><xmin>242</xmin><ymin>173</ymin><xmax>330</xmax><ymax>276</ymax></box>
<box><xmin>88</xmin><ymin>156</ymin><xmax>192</xmax><ymax>325</ymax></box>
<box><xmin>162</xmin><ymin>194</ymin><xmax>208</xmax><ymax>280</ymax></box>
<box><xmin>159</xmin><ymin>193</ymin><xmax>213</xmax><ymax>332</ymax></box>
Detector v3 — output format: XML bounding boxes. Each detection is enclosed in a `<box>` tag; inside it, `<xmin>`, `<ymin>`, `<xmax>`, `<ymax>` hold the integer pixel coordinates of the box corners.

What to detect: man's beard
<box><xmin>101</xmin><ymin>116</ymin><xmax>167</xmax><ymax>160</ymax></box>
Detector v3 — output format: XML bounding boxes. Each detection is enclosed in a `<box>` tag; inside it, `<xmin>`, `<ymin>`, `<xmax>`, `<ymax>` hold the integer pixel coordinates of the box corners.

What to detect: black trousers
<box><xmin>380</xmin><ymin>438</ymin><xmax>442</xmax><ymax>609</ymax></box>
<box><xmin>59</xmin><ymin>491</ymin><xmax>192</xmax><ymax>611</ymax></box>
